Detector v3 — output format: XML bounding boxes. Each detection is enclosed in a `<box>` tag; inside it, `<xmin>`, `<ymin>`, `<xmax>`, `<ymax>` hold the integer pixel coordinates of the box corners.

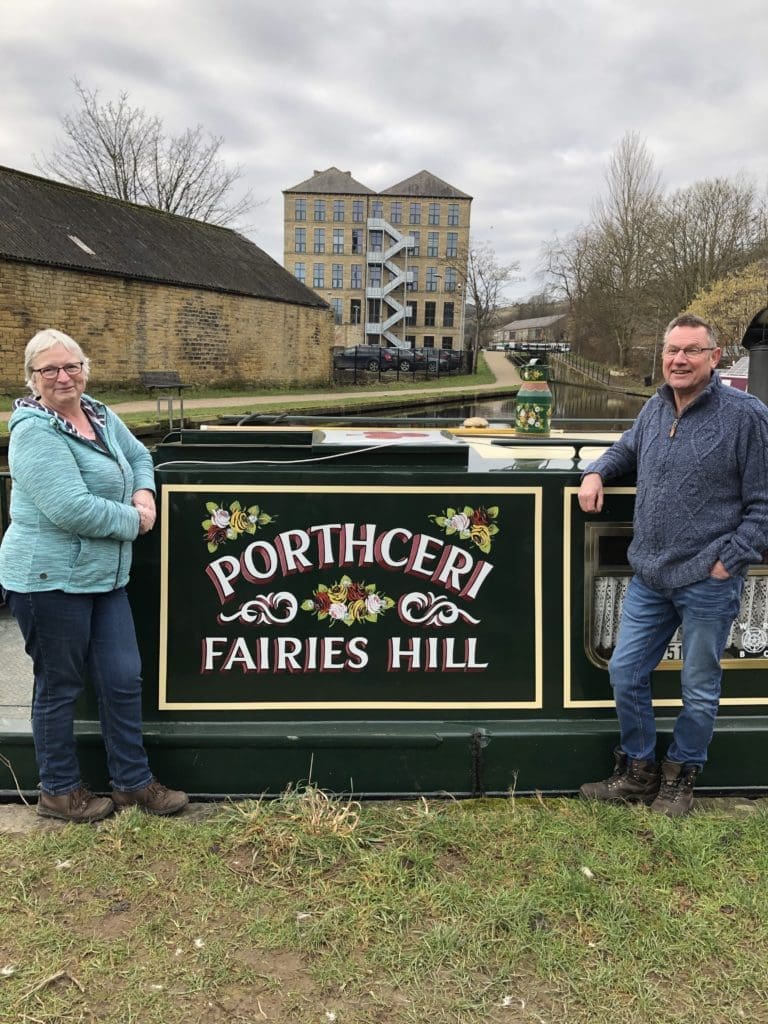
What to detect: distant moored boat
<box><xmin>719</xmin><ymin>354</ymin><xmax>749</xmax><ymax>391</ymax></box>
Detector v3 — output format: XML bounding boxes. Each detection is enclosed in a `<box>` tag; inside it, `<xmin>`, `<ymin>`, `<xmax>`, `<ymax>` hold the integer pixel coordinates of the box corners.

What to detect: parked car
<box><xmin>333</xmin><ymin>345</ymin><xmax>461</xmax><ymax>374</ymax></box>
<box><xmin>392</xmin><ymin>348</ymin><xmax>417</xmax><ymax>371</ymax></box>
<box><xmin>412</xmin><ymin>348</ymin><xmax>448</xmax><ymax>371</ymax></box>
<box><xmin>333</xmin><ymin>345</ymin><xmax>397</xmax><ymax>371</ymax></box>
<box><xmin>439</xmin><ymin>349</ymin><xmax>464</xmax><ymax>370</ymax></box>
<box><xmin>417</xmin><ymin>348</ymin><xmax>462</xmax><ymax>371</ymax></box>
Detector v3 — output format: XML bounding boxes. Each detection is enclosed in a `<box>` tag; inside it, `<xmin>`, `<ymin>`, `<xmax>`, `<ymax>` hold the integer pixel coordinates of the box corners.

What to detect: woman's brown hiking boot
<box><xmin>37</xmin><ymin>786</ymin><xmax>114</xmax><ymax>823</ymax></box>
<box><xmin>112</xmin><ymin>780</ymin><xmax>189</xmax><ymax>816</ymax></box>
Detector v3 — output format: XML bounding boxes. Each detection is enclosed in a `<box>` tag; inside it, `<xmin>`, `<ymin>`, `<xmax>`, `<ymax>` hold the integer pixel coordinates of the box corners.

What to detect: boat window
<box><xmin>584</xmin><ymin>523</ymin><xmax>768</xmax><ymax>668</ymax></box>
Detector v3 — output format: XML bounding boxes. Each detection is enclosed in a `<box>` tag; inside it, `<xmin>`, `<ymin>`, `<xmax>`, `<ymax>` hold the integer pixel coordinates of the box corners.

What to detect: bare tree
<box><xmin>543</xmin><ymin>225</ymin><xmax>620</xmax><ymax>361</ymax></box>
<box><xmin>543</xmin><ymin>133</ymin><xmax>664</xmax><ymax>367</ymax></box>
<box><xmin>590</xmin><ymin>132</ymin><xmax>663</xmax><ymax>366</ymax></box>
<box><xmin>652</xmin><ymin>176</ymin><xmax>765</xmax><ymax>312</ymax></box>
<box><xmin>458</xmin><ymin>241</ymin><xmax>519</xmax><ymax>372</ymax></box>
<box><xmin>35</xmin><ymin>80</ymin><xmax>253</xmax><ymax>226</ymax></box>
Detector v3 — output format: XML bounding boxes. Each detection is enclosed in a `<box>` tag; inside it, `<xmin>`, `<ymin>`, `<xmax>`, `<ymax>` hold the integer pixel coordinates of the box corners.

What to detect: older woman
<box><xmin>0</xmin><ymin>329</ymin><xmax>188</xmax><ymax>821</ymax></box>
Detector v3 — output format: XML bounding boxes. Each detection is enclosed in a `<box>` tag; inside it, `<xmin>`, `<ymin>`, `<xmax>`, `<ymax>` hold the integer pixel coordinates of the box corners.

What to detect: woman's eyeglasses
<box><xmin>32</xmin><ymin>362</ymin><xmax>84</xmax><ymax>380</ymax></box>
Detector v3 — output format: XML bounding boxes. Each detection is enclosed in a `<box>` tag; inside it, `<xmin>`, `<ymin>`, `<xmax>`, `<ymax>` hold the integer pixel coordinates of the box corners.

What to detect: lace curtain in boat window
<box><xmin>591</xmin><ymin>575</ymin><xmax>768</xmax><ymax>661</ymax></box>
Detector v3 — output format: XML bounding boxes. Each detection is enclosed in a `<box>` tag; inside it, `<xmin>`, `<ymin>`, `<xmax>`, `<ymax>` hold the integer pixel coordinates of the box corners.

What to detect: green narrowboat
<box><xmin>5</xmin><ymin>417</ymin><xmax>768</xmax><ymax>797</ymax></box>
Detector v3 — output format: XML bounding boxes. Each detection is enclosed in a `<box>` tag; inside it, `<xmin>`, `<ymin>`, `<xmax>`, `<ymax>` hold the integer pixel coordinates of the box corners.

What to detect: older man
<box><xmin>578</xmin><ymin>314</ymin><xmax>768</xmax><ymax>815</ymax></box>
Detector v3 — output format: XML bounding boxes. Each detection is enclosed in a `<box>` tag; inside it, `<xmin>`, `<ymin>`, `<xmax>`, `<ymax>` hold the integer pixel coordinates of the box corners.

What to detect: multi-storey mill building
<box><xmin>283</xmin><ymin>167</ymin><xmax>472</xmax><ymax>351</ymax></box>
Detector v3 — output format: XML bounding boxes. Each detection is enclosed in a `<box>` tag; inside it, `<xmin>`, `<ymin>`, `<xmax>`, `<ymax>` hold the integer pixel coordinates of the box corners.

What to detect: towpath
<box><xmin>0</xmin><ymin>350</ymin><xmax>520</xmax><ymax>422</ymax></box>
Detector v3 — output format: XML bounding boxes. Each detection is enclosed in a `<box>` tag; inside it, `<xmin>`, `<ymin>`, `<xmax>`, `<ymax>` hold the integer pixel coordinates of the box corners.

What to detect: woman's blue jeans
<box><xmin>6</xmin><ymin>588</ymin><xmax>153</xmax><ymax>795</ymax></box>
<box><xmin>609</xmin><ymin>574</ymin><xmax>744</xmax><ymax>769</ymax></box>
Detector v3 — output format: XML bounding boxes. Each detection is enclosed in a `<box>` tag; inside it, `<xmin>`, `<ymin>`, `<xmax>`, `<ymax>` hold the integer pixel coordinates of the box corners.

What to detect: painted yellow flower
<box><xmin>347</xmin><ymin>598</ymin><xmax>368</xmax><ymax>622</ymax></box>
<box><xmin>470</xmin><ymin>524</ymin><xmax>492</xmax><ymax>552</ymax></box>
<box><xmin>230</xmin><ymin>508</ymin><xmax>249</xmax><ymax>533</ymax></box>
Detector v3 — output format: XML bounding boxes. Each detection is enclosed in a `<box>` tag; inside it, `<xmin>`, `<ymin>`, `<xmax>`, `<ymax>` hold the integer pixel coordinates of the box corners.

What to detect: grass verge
<box><xmin>122</xmin><ymin>366</ymin><xmax>500</xmax><ymax>431</ymax></box>
<box><xmin>2</xmin><ymin>790</ymin><xmax>767</xmax><ymax>1023</ymax></box>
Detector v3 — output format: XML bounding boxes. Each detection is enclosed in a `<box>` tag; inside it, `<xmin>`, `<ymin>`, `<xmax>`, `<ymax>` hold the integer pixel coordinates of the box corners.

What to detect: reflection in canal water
<box><xmin>393</xmin><ymin>381</ymin><xmax>646</xmax><ymax>429</ymax></box>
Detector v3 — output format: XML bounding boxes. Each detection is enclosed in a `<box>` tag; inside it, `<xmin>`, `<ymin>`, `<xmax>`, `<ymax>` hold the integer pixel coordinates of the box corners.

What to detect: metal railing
<box><xmin>550</xmin><ymin>352</ymin><xmax>611</xmax><ymax>387</ymax></box>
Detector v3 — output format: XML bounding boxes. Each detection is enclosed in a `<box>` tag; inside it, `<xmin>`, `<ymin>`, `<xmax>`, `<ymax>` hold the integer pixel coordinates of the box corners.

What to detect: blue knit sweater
<box><xmin>584</xmin><ymin>373</ymin><xmax>768</xmax><ymax>589</ymax></box>
<box><xmin>0</xmin><ymin>395</ymin><xmax>155</xmax><ymax>594</ymax></box>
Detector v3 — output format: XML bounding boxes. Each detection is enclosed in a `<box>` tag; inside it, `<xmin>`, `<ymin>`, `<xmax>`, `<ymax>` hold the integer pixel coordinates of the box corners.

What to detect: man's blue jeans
<box><xmin>609</xmin><ymin>574</ymin><xmax>744</xmax><ymax>769</ymax></box>
<box><xmin>6</xmin><ymin>588</ymin><xmax>153</xmax><ymax>795</ymax></box>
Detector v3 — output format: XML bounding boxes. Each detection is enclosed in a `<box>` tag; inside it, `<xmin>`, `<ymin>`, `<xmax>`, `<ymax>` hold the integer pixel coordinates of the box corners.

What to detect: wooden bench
<box><xmin>139</xmin><ymin>371</ymin><xmax>190</xmax><ymax>429</ymax></box>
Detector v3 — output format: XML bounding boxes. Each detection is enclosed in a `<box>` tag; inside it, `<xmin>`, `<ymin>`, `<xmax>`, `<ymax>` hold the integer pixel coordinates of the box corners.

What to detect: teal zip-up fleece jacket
<box><xmin>0</xmin><ymin>395</ymin><xmax>155</xmax><ymax>593</ymax></box>
<box><xmin>583</xmin><ymin>373</ymin><xmax>768</xmax><ymax>590</ymax></box>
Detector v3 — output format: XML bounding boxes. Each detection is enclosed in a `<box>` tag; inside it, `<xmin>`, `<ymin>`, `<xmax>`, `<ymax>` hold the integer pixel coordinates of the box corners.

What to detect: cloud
<box><xmin>2</xmin><ymin>0</ymin><xmax>768</xmax><ymax>299</ymax></box>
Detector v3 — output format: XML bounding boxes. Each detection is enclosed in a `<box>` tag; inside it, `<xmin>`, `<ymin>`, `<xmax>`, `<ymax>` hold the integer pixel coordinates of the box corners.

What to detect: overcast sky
<box><xmin>3</xmin><ymin>0</ymin><xmax>768</xmax><ymax>300</ymax></box>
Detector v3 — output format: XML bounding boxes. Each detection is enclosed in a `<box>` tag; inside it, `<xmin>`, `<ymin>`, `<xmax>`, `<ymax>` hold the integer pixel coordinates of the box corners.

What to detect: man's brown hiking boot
<box><xmin>649</xmin><ymin>760</ymin><xmax>699</xmax><ymax>817</ymax></box>
<box><xmin>37</xmin><ymin>786</ymin><xmax>114</xmax><ymax>823</ymax></box>
<box><xmin>112</xmin><ymin>780</ymin><xmax>189</xmax><ymax>816</ymax></box>
<box><xmin>579</xmin><ymin>747</ymin><xmax>660</xmax><ymax>804</ymax></box>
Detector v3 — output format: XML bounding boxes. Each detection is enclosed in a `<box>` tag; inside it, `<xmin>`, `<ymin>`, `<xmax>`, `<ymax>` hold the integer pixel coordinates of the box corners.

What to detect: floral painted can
<box><xmin>515</xmin><ymin>362</ymin><xmax>553</xmax><ymax>435</ymax></box>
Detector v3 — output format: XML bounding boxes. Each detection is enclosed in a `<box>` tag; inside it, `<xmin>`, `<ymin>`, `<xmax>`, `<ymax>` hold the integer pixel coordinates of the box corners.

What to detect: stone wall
<box><xmin>0</xmin><ymin>261</ymin><xmax>334</xmax><ymax>390</ymax></box>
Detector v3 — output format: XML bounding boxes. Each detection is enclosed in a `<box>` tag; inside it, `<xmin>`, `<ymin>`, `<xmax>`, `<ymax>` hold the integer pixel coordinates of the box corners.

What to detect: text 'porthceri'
<box><xmin>205</xmin><ymin>521</ymin><xmax>494</xmax><ymax>604</ymax></box>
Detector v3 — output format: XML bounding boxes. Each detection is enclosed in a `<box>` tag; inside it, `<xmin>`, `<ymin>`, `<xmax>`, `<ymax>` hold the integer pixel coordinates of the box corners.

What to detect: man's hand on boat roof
<box><xmin>579</xmin><ymin>473</ymin><xmax>604</xmax><ymax>514</ymax></box>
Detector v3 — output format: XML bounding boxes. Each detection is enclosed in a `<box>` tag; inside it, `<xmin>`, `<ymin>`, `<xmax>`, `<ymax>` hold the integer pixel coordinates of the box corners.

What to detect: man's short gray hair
<box><xmin>664</xmin><ymin>314</ymin><xmax>718</xmax><ymax>348</ymax></box>
<box><xmin>24</xmin><ymin>329</ymin><xmax>91</xmax><ymax>392</ymax></box>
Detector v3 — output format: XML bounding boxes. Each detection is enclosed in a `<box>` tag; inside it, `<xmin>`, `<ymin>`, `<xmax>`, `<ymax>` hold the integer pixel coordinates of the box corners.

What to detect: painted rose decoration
<box><xmin>515</xmin><ymin>405</ymin><xmax>548</xmax><ymax>431</ymax></box>
<box><xmin>429</xmin><ymin>504</ymin><xmax>499</xmax><ymax>554</ymax></box>
<box><xmin>202</xmin><ymin>500</ymin><xmax>275</xmax><ymax>553</ymax></box>
<box><xmin>301</xmin><ymin>575</ymin><xmax>395</xmax><ymax>627</ymax></box>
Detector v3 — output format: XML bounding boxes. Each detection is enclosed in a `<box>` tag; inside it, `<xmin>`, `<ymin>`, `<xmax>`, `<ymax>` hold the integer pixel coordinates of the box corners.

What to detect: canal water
<box><xmin>394</xmin><ymin>381</ymin><xmax>646</xmax><ymax>429</ymax></box>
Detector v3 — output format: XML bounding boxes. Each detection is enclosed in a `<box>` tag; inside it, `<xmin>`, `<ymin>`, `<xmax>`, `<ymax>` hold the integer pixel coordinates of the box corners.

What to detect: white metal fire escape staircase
<box><xmin>365</xmin><ymin>218</ymin><xmax>411</xmax><ymax>347</ymax></box>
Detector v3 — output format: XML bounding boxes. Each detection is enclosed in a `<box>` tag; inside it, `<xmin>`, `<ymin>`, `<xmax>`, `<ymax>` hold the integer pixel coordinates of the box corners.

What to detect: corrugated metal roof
<box><xmin>0</xmin><ymin>165</ymin><xmax>327</xmax><ymax>308</ymax></box>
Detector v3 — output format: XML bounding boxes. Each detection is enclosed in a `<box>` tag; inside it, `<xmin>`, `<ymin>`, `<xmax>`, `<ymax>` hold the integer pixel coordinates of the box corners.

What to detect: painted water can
<box><xmin>515</xmin><ymin>361</ymin><xmax>553</xmax><ymax>435</ymax></box>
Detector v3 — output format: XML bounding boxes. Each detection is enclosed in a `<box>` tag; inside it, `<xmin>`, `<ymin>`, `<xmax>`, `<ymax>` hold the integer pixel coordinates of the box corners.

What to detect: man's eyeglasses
<box><xmin>32</xmin><ymin>362</ymin><xmax>84</xmax><ymax>380</ymax></box>
<box><xmin>662</xmin><ymin>346</ymin><xmax>716</xmax><ymax>358</ymax></box>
